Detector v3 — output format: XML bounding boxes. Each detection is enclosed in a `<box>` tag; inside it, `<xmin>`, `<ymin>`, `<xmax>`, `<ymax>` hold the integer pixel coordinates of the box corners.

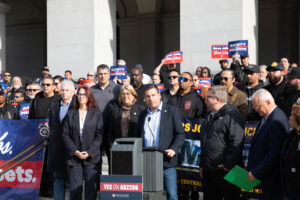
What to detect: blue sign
<box><xmin>100</xmin><ymin>175</ymin><xmax>143</xmax><ymax>200</ymax></box>
<box><xmin>0</xmin><ymin>74</ymin><xmax>4</xmax><ymax>84</ymax></box>
<box><xmin>228</xmin><ymin>40</ymin><xmax>248</xmax><ymax>56</ymax></box>
<box><xmin>19</xmin><ymin>103</ymin><xmax>31</xmax><ymax>120</ymax></box>
<box><xmin>110</xmin><ymin>65</ymin><xmax>127</xmax><ymax>80</ymax></box>
<box><xmin>0</xmin><ymin>119</ymin><xmax>47</xmax><ymax>200</ymax></box>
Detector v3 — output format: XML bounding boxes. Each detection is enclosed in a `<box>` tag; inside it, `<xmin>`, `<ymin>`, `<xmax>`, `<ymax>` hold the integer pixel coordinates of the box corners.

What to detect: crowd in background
<box><xmin>0</xmin><ymin>53</ymin><xmax>299</xmax><ymax>200</ymax></box>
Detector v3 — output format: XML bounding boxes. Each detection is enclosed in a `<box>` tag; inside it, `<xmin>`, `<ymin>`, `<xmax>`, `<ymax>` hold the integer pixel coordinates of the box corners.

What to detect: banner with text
<box><xmin>177</xmin><ymin>118</ymin><xmax>262</xmax><ymax>199</ymax></box>
<box><xmin>211</xmin><ymin>45</ymin><xmax>229</xmax><ymax>58</ymax></box>
<box><xmin>228</xmin><ymin>40</ymin><xmax>248</xmax><ymax>57</ymax></box>
<box><xmin>110</xmin><ymin>65</ymin><xmax>127</xmax><ymax>80</ymax></box>
<box><xmin>164</xmin><ymin>51</ymin><xmax>183</xmax><ymax>64</ymax></box>
<box><xmin>0</xmin><ymin>119</ymin><xmax>48</xmax><ymax>200</ymax></box>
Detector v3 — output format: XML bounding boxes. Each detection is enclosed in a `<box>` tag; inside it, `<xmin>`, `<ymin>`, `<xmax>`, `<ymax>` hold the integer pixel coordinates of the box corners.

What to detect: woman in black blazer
<box><xmin>281</xmin><ymin>102</ymin><xmax>300</xmax><ymax>200</ymax></box>
<box><xmin>107</xmin><ymin>84</ymin><xmax>145</xmax><ymax>149</ymax></box>
<box><xmin>62</xmin><ymin>86</ymin><xmax>103</xmax><ymax>200</ymax></box>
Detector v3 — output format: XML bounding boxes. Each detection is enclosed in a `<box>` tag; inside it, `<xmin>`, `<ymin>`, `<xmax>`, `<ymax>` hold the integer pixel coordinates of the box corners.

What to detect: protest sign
<box><xmin>19</xmin><ymin>103</ymin><xmax>31</xmax><ymax>119</ymax></box>
<box><xmin>155</xmin><ymin>84</ymin><xmax>164</xmax><ymax>93</ymax></box>
<box><xmin>199</xmin><ymin>78</ymin><xmax>211</xmax><ymax>89</ymax></box>
<box><xmin>211</xmin><ymin>45</ymin><xmax>229</xmax><ymax>58</ymax></box>
<box><xmin>0</xmin><ymin>74</ymin><xmax>4</xmax><ymax>84</ymax></box>
<box><xmin>0</xmin><ymin>119</ymin><xmax>47</xmax><ymax>200</ymax></box>
<box><xmin>228</xmin><ymin>40</ymin><xmax>248</xmax><ymax>56</ymax></box>
<box><xmin>100</xmin><ymin>175</ymin><xmax>142</xmax><ymax>200</ymax></box>
<box><xmin>164</xmin><ymin>51</ymin><xmax>183</xmax><ymax>64</ymax></box>
<box><xmin>193</xmin><ymin>87</ymin><xmax>202</xmax><ymax>96</ymax></box>
<box><xmin>110</xmin><ymin>65</ymin><xmax>127</xmax><ymax>80</ymax></box>
<box><xmin>78</xmin><ymin>79</ymin><xmax>95</xmax><ymax>88</ymax></box>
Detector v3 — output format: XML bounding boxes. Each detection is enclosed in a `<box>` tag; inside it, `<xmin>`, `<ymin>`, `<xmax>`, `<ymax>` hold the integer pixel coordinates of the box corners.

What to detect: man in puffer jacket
<box><xmin>199</xmin><ymin>85</ymin><xmax>245</xmax><ymax>200</ymax></box>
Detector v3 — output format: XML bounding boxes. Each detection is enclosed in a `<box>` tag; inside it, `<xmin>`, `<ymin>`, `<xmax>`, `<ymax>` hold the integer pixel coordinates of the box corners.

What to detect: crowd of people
<box><xmin>0</xmin><ymin>53</ymin><xmax>299</xmax><ymax>200</ymax></box>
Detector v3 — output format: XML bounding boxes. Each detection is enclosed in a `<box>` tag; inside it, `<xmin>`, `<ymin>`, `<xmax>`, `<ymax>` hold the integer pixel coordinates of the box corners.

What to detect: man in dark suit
<box><xmin>48</xmin><ymin>80</ymin><xmax>75</xmax><ymax>200</ymax></box>
<box><xmin>136</xmin><ymin>84</ymin><xmax>185</xmax><ymax>200</ymax></box>
<box><xmin>247</xmin><ymin>89</ymin><xmax>289</xmax><ymax>200</ymax></box>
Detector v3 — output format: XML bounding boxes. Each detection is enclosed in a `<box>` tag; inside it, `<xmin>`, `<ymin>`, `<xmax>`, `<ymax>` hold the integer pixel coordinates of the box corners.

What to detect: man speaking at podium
<box><xmin>136</xmin><ymin>84</ymin><xmax>185</xmax><ymax>200</ymax></box>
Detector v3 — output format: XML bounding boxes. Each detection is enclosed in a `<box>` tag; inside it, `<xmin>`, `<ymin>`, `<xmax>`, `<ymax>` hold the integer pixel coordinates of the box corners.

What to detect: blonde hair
<box><xmin>118</xmin><ymin>84</ymin><xmax>138</xmax><ymax>104</ymax></box>
<box><xmin>291</xmin><ymin>103</ymin><xmax>300</xmax><ymax>134</ymax></box>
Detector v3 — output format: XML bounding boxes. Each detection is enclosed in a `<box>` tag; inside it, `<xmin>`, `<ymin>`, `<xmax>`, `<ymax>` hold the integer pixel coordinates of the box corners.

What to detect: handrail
<box><xmin>0</xmin><ymin>138</ymin><xmax>48</xmax><ymax>176</ymax></box>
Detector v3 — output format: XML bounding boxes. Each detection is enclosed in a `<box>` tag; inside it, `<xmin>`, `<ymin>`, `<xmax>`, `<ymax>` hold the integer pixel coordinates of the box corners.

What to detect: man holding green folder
<box><xmin>247</xmin><ymin>89</ymin><xmax>289</xmax><ymax>200</ymax></box>
<box><xmin>199</xmin><ymin>85</ymin><xmax>245</xmax><ymax>200</ymax></box>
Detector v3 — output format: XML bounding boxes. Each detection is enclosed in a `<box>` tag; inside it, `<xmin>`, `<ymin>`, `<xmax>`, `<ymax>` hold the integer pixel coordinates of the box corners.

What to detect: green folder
<box><xmin>223</xmin><ymin>165</ymin><xmax>261</xmax><ymax>192</ymax></box>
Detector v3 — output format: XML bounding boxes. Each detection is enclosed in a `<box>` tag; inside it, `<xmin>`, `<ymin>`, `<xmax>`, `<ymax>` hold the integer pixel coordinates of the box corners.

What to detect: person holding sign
<box><xmin>199</xmin><ymin>85</ymin><xmax>245</xmax><ymax>200</ymax></box>
<box><xmin>154</xmin><ymin>58</ymin><xmax>178</xmax><ymax>89</ymax></box>
<box><xmin>62</xmin><ymin>87</ymin><xmax>103</xmax><ymax>200</ymax></box>
<box><xmin>247</xmin><ymin>89</ymin><xmax>289</xmax><ymax>200</ymax></box>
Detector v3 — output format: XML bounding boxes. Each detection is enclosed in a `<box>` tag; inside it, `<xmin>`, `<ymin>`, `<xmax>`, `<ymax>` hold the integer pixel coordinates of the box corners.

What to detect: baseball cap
<box><xmin>267</xmin><ymin>62</ymin><xmax>284</xmax><ymax>71</ymax></box>
<box><xmin>245</xmin><ymin>64</ymin><xmax>260</xmax><ymax>73</ymax></box>
<box><xmin>240</xmin><ymin>54</ymin><xmax>249</xmax><ymax>59</ymax></box>
<box><xmin>42</xmin><ymin>66</ymin><xmax>50</xmax><ymax>71</ymax></box>
<box><xmin>219</xmin><ymin>59</ymin><xmax>229</xmax><ymax>64</ymax></box>
<box><xmin>287</xmin><ymin>67</ymin><xmax>300</xmax><ymax>79</ymax></box>
<box><xmin>135</xmin><ymin>64</ymin><xmax>143</xmax><ymax>69</ymax></box>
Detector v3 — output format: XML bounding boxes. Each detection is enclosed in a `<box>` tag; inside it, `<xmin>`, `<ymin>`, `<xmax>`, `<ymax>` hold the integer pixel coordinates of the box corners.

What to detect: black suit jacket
<box><xmin>136</xmin><ymin>103</ymin><xmax>185</xmax><ymax>168</ymax></box>
<box><xmin>48</xmin><ymin>97</ymin><xmax>74</xmax><ymax>173</ymax></box>
<box><xmin>62</xmin><ymin>108</ymin><xmax>103</xmax><ymax>166</ymax></box>
<box><xmin>107</xmin><ymin>103</ymin><xmax>145</xmax><ymax>148</ymax></box>
<box><xmin>247</xmin><ymin>107</ymin><xmax>289</xmax><ymax>199</ymax></box>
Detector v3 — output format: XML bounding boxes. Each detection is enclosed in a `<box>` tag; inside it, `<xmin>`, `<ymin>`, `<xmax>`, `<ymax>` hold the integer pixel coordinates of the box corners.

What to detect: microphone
<box><xmin>147</xmin><ymin>116</ymin><xmax>155</xmax><ymax>146</ymax></box>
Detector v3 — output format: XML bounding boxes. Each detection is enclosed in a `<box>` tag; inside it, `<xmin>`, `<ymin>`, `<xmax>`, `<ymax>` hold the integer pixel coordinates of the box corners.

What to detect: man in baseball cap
<box><xmin>277</xmin><ymin>67</ymin><xmax>300</xmax><ymax>117</ymax></box>
<box><xmin>35</xmin><ymin>66</ymin><xmax>52</xmax><ymax>85</ymax></box>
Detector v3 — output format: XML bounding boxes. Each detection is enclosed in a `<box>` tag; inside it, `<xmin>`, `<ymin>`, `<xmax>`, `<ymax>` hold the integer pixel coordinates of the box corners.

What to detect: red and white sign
<box><xmin>164</xmin><ymin>51</ymin><xmax>183</xmax><ymax>64</ymax></box>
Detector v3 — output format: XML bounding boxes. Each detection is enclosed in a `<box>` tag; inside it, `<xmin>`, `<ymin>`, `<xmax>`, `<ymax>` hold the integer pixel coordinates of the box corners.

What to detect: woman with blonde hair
<box><xmin>281</xmin><ymin>100</ymin><xmax>300</xmax><ymax>199</ymax></box>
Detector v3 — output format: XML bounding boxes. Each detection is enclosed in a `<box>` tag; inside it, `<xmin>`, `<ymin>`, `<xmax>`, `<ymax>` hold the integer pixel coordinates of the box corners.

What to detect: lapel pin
<box><xmin>164</xmin><ymin>110</ymin><xmax>167</xmax><ymax>113</ymax></box>
<box><xmin>134</xmin><ymin>112</ymin><xmax>137</xmax><ymax>115</ymax></box>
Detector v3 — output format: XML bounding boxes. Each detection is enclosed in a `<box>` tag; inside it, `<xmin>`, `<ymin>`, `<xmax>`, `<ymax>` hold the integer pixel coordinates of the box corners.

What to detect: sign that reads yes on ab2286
<box><xmin>100</xmin><ymin>175</ymin><xmax>142</xmax><ymax>200</ymax></box>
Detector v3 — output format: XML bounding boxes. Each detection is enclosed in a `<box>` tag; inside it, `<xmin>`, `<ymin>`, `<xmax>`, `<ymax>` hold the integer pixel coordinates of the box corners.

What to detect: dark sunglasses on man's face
<box><xmin>168</xmin><ymin>76</ymin><xmax>178</xmax><ymax>80</ymax></box>
<box><xmin>178</xmin><ymin>77</ymin><xmax>190</xmax><ymax>82</ymax></box>
<box><xmin>42</xmin><ymin>83</ymin><xmax>52</xmax><ymax>87</ymax></box>
<box><xmin>220</xmin><ymin>77</ymin><xmax>231</xmax><ymax>81</ymax></box>
<box><xmin>4</xmin><ymin>74</ymin><xmax>11</xmax><ymax>77</ymax></box>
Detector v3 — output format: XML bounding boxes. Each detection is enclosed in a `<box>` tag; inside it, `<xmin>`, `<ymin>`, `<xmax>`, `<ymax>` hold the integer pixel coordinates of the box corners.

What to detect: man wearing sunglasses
<box><xmin>154</xmin><ymin>58</ymin><xmax>178</xmax><ymax>89</ymax></box>
<box><xmin>25</xmin><ymin>83</ymin><xmax>41</xmax><ymax>102</ymax></box>
<box><xmin>3</xmin><ymin>72</ymin><xmax>12</xmax><ymax>90</ymax></box>
<box><xmin>28</xmin><ymin>77</ymin><xmax>60</xmax><ymax>197</ymax></box>
<box><xmin>0</xmin><ymin>87</ymin><xmax>20</xmax><ymax>119</ymax></box>
<box><xmin>169</xmin><ymin>72</ymin><xmax>206</xmax><ymax>118</ymax></box>
<box><xmin>220</xmin><ymin>69</ymin><xmax>248</xmax><ymax>119</ymax></box>
<box><xmin>161</xmin><ymin>70</ymin><xmax>180</xmax><ymax>103</ymax></box>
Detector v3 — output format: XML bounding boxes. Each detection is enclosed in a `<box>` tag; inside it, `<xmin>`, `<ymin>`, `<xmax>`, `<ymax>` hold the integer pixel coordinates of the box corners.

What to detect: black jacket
<box><xmin>107</xmin><ymin>103</ymin><xmax>145</xmax><ymax>148</ymax></box>
<box><xmin>0</xmin><ymin>103</ymin><xmax>20</xmax><ymax>119</ymax></box>
<box><xmin>62</xmin><ymin>108</ymin><xmax>103</xmax><ymax>166</ymax></box>
<box><xmin>281</xmin><ymin>129</ymin><xmax>300</xmax><ymax>197</ymax></box>
<box><xmin>28</xmin><ymin>91</ymin><xmax>60</xmax><ymax>119</ymax></box>
<box><xmin>136</xmin><ymin>103</ymin><xmax>186</xmax><ymax>168</ymax></box>
<box><xmin>47</xmin><ymin>97</ymin><xmax>74</xmax><ymax>173</ymax></box>
<box><xmin>169</xmin><ymin>89</ymin><xmax>206</xmax><ymax>118</ymax></box>
<box><xmin>241</xmin><ymin>82</ymin><xmax>264</xmax><ymax>121</ymax></box>
<box><xmin>264</xmin><ymin>78</ymin><xmax>286</xmax><ymax>104</ymax></box>
<box><xmin>200</xmin><ymin>104</ymin><xmax>245</xmax><ymax>171</ymax></box>
<box><xmin>230</xmin><ymin>61</ymin><xmax>246</xmax><ymax>85</ymax></box>
<box><xmin>277</xmin><ymin>87</ymin><xmax>300</xmax><ymax>118</ymax></box>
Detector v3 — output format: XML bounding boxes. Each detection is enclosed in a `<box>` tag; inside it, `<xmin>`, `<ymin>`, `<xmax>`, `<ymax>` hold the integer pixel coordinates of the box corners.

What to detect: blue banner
<box><xmin>228</xmin><ymin>40</ymin><xmax>248</xmax><ymax>56</ymax></box>
<box><xmin>0</xmin><ymin>119</ymin><xmax>48</xmax><ymax>200</ymax></box>
<box><xmin>110</xmin><ymin>65</ymin><xmax>127</xmax><ymax>80</ymax></box>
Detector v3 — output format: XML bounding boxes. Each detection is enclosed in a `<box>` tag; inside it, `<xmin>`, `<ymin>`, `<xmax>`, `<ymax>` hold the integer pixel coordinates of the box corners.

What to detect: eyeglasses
<box><xmin>168</xmin><ymin>76</ymin><xmax>178</xmax><ymax>80</ymax></box>
<box><xmin>26</xmin><ymin>89</ymin><xmax>39</xmax><ymax>92</ymax></box>
<box><xmin>4</xmin><ymin>74</ymin><xmax>11</xmax><ymax>77</ymax></box>
<box><xmin>77</xmin><ymin>93</ymin><xmax>86</xmax><ymax>97</ymax></box>
<box><xmin>220</xmin><ymin>77</ymin><xmax>231</xmax><ymax>81</ymax></box>
<box><xmin>54</xmin><ymin>82</ymin><xmax>59</xmax><ymax>86</ymax></box>
<box><xmin>87</xmin><ymin>74</ymin><xmax>94</xmax><ymax>77</ymax></box>
<box><xmin>42</xmin><ymin>83</ymin><xmax>52</xmax><ymax>87</ymax></box>
<box><xmin>14</xmin><ymin>96</ymin><xmax>21</xmax><ymax>98</ymax></box>
<box><xmin>178</xmin><ymin>77</ymin><xmax>191</xmax><ymax>82</ymax></box>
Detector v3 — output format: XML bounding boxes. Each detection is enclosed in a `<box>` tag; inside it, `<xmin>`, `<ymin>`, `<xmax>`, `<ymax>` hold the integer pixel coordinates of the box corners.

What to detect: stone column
<box><xmin>47</xmin><ymin>0</ymin><xmax>116</xmax><ymax>79</ymax></box>
<box><xmin>0</xmin><ymin>2</ymin><xmax>10</xmax><ymax>73</ymax></box>
<box><xmin>180</xmin><ymin>0</ymin><xmax>258</xmax><ymax>74</ymax></box>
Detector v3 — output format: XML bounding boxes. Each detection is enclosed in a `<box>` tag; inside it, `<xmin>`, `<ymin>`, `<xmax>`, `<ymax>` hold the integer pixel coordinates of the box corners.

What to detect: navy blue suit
<box><xmin>247</xmin><ymin>107</ymin><xmax>289</xmax><ymax>200</ymax></box>
<box><xmin>136</xmin><ymin>103</ymin><xmax>185</xmax><ymax>168</ymax></box>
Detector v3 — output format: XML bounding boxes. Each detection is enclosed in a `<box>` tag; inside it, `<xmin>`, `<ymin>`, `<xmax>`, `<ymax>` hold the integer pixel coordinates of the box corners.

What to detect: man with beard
<box><xmin>7</xmin><ymin>76</ymin><xmax>23</xmax><ymax>102</ymax></box>
<box><xmin>169</xmin><ymin>72</ymin><xmax>206</xmax><ymax>118</ymax></box>
<box><xmin>264</xmin><ymin>62</ymin><xmax>286</xmax><ymax>103</ymax></box>
<box><xmin>277</xmin><ymin>67</ymin><xmax>300</xmax><ymax>117</ymax></box>
<box><xmin>241</xmin><ymin>65</ymin><xmax>264</xmax><ymax>121</ymax></box>
<box><xmin>130</xmin><ymin>67</ymin><xmax>146</xmax><ymax>106</ymax></box>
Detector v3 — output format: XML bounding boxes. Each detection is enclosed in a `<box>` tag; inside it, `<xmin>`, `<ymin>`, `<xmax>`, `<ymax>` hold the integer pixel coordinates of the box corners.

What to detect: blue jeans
<box><xmin>53</xmin><ymin>172</ymin><xmax>67</xmax><ymax>200</ymax></box>
<box><xmin>163</xmin><ymin>167</ymin><xmax>178</xmax><ymax>200</ymax></box>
